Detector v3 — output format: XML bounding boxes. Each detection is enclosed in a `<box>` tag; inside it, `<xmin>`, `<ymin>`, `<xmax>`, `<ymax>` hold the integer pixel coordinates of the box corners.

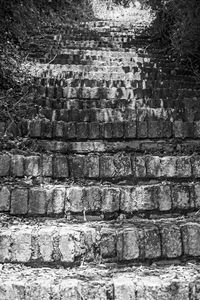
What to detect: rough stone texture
<box><xmin>161</xmin><ymin>224</ymin><xmax>182</xmax><ymax>258</ymax></box>
<box><xmin>0</xmin><ymin>186</ymin><xmax>10</xmax><ymax>211</ymax></box>
<box><xmin>0</xmin><ymin>155</ymin><xmax>10</xmax><ymax>177</ymax></box>
<box><xmin>182</xmin><ymin>223</ymin><xmax>200</xmax><ymax>256</ymax></box>
<box><xmin>10</xmin><ymin>188</ymin><xmax>28</xmax><ymax>215</ymax></box>
<box><xmin>117</xmin><ymin>227</ymin><xmax>139</xmax><ymax>261</ymax></box>
<box><xmin>53</xmin><ymin>155</ymin><xmax>69</xmax><ymax>178</ymax></box>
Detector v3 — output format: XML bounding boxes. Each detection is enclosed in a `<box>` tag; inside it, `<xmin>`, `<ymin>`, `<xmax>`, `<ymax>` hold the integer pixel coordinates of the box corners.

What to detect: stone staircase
<box><xmin>1</xmin><ymin>1</ymin><xmax>200</xmax><ymax>299</ymax></box>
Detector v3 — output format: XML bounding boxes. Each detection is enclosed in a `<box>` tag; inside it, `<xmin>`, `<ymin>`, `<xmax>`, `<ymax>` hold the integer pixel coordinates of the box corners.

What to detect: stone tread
<box><xmin>0</xmin><ymin>263</ymin><xmax>200</xmax><ymax>299</ymax></box>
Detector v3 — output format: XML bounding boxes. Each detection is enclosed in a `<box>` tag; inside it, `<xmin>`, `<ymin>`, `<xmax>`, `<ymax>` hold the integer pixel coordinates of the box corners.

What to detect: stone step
<box><xmin>0</xmin><ymin>264</ymin><xmax>200</xmax><ymax>300</ymax></box>
<box><xmin>1</xmin><ymin>152</ymin><xmax>200</xmax><ymax>181</ymax></box>
<box><xmin>1</xmin><ymin>263</ymin><xmax>199</xmax><ymax>299</ymax></box>
<box><xmin>27</xmin><ymin>120</ymin><xmax>200</xmax><ymax>141</ymax></box>
<box><xmin>0</xmin><ymin>216</ymin><xmax>200</xmax><ymax>264</ymax></box>
<box><xmin>1</xmin><ymin>181</ymin><xmax>200</xmax><ymax>218</ymax></box>
<box><xmin>35</xmin><ymin>76</ymin><xmax>199</xmax><ymax>90</ymax></box>
<box><xmin>35</xmin><ymin>139</ymin><xmax>200</xmax><ymax>155</ymax></box>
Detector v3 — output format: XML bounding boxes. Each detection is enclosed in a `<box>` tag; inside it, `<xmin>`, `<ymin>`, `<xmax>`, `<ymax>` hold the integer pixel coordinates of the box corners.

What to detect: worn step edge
<box><xmin>0</xmin><ymin>263</ymin><xmax>200</xmax><ymax>299</ymax></box>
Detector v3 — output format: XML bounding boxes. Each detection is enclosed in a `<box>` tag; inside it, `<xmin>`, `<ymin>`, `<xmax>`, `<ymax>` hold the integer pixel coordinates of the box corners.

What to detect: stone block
<box><xmin>117</xmin><ymin>227</ymin><xmax>139</xmax><ymax>261</ymax></box>
<box><xmin>172</xmin><ymin>184</ymin><xmax>190</xmax><ymax>210</ymax></box>
<box><xmin>84</xmin><ymin>154</ymin><xmax>99</xmax><ymax>178</ymax></box>
<box><xmin>194</xmin><ymin>121</ymin><xmax>200</xmax><ymax>138</ymax></box>
<box><xmin>29</xmin><ymin>120</ymin><xmax>42</xmax><ymax>138</ymax></box>
<box><xmin>59</xmin><ymin>229</ymin><xmax>77</xmax><ymax>263</ymax></box>
<box><xmin>0</xmin><ymin>186</ymin><xmax>10</xmax><ymax>211</ymax></box>
<box><xmin>50</xmin><ymin>187</ymin><xmax>65</xmax><ymax>215</ymax></box>
<box><xmin>182</xmin><ymin>223</ymin><xmax>200</xmax><ymax>256</ymax></box>
<box><xmin>84</xmin><ymin>186</ymin><xmax>102</xmax><ymax>212</ymax></box>
<box><xmin>137</xmin><ymin>121</ymin><xmax>148</xmax><ymax>138</ymax></box>
<box><xmin>133</xmin><ymin>185</ymin><xmax>157</xmax><ymax>211</ymax></box>
<box><xmin>192</xmin><ymin>156</ymin><xmax>200</xmax><ymax>177</ymax></box>
<box><xmin>66</xmin><ymin>186</ymin><xmax>84</xmax><ymax>213</ymax></box>
<box><xmin>76</xmin><ymin>122</ymin><xmax>88</xmax><ymax>140</ymax></box>
<box><xmin>63</xmin><ymin>122</ymin><xmax>76</xmax><ymax>140</ymax></box>
<box><xmin>113</xmin><ymin>278</ymin><xmax>136</xmax><ymax>300</ymax></box>
<box><xmin>41</xmin><ymin>120</ymin><xmax>53</xmax><ymax>139</ymax></box>
<box><xmin>124</xmin><ymin>122</ymin><xmax>137</xmax><ymax>138</ymax></box>
<box><xmin>114</xmin><ymin>153</ymin><xmax>132</xmax><ymax>178</ymax></box>
<box><xmin>100</xmin><ymin>229</ymin><xmax>116</xmax><ymax>258</ymax></box>
<box><xmin>53</xmin><ymin>155</ymin><xmax>69</xmax><ymax>178</ymax></box>
<box><xmin>141</xmin><ymin>225</ymin><xmax>161</xmax><ymax>259</ymax></box>
<box><xmin>100</xmin><ymin>154</ymin><xmax>115</xmax><ymax>178</ymax></box>
<box><xmin>148</xmin><ymin>120</ymin><xmax>162</xmax><ymax>138</ymax></box>
<box><xmin>161</xmin><ymin>121</ymin><xmax>172</xmax><ymax>138</ymax></box>
<box><xmin>0</xmin><ymin>154</ymin><xmax>11</xmax><ymax>177</ymax></box>
<box><xmin>11</xmin><ymin>228</ymin><xmax>32</xmax><ymax>262</ymax></box>
<box><xmin>134</xmin><ymin>156</ymin><xmax>146</xmax><ymax>177</ymax></box>
<box><xmin>88</xmin><ymin>122</ymin><xmax>100</xmax><ymax>139</ymax></box>
<box><xmin>160</xmin><ymin>156</ymin><xmax>177</xmax><ymax>177</ymax></box>
<box><xmin>24</xmin><ymin>156</ymin><xmax>41</xmax><ymax>177</ymax></box>
<box><xmin>11</xmin><ymin>188</ymin><xmax>28</xmax><ymax>215</ymax></box>
<box><xmin>194</xmin><ymin>183</ymin><xmax>200</xmax><ymax>209</ymax></box>
<box><xmin>161</xmin><ymin>224</ymin><xmax>182</xmax><ymax>258</ymax></box>
<box><xmin>0</xmin><ymin>229</ymin><xmax>11</xmax><ymax>262</ymax></box>
<box><xmin>156</xmin><ymin>184</ymin><xmax>172</xmax><ymax>211</ymax></box>
<box><xmin>120</xmin><ymin>187</ymin><xmax>132</xmax><ymax>212</ymax></box>
<box><xmin>42</xmin><ymin>155</ymin><xmax>53</xmax><ymax>177</ymax></box>
<box><xmin>112</xmin><ymin>123</ymin><xmax>124</xmax><ymax>138</ymax></box>
<box><xmin>101</xmin><ymin>123</ymin><xmax>113</xmax><ymax>139</ymax></box>
<box><xmin>102</xmin><ymin>187</ymin><xmax>120</xmax><ymax>213</ymax></box>
<box><xmin>176</xmin><ymin>156</ymin><xmax>192</xmax><ymax>177</ymax></box>
<box><xmin>146</xmin><ymin>156</ymin><xmax>161</xmax><ymax>177</ymax></box>
<box><xmin>29</xmin><ymin>187</ymin><xmax>47</xmax><ymax>215</ymax></box>
<box><xmin>11</xmin><ymin>155</ymin><xmax>24</xmax><ymax>177</ymax></box>
<box><xmin>53</xmin><ymin>121</ymin><xmax>64</xmax><ymax>138</ymax></box>
<box><xmin>173</xmin><ymin>121</ymin><xmax>184</xmax><ymax>138</ymax></box>
<box><xmin>38</xmin><ymin>227</ymin><xmax>55</xmax><ymax>262</ymax></box>
<box><xmin>69</xmin><ymin>155</ymin><xmax>85</xmax><ymax>178</ymax></box>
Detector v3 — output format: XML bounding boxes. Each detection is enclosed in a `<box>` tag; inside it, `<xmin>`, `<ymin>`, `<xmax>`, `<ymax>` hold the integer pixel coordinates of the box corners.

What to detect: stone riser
<box><xmin>27</xmin><ymin>120</ymin><xmax>200</xmax><ymax>141</ymax></box>
<box><xmin>1</xmin><ymin>153</ymin><xmax>200</xmax><ymax>180</ymax></box>
<box><xmin>33</xmin><ymin>96</ymin><xmax>200</xmax><ymax>112</ymax></box>
<box><xmin>1</xmin><ymin>181</ymin><xmax>200</xmax><ymax>217</ymax></box>
<box><xmin>0</xmin><ymin>219</ymin><xmax>200</xmax><ymax>264</ymax></box>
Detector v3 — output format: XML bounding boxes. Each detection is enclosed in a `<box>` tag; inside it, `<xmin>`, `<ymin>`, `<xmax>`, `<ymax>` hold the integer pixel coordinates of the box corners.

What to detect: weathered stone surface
<box><xmin>156</xmin><ymin>184</ymin><xmax>172</xmax><ymax>211</ymax></box>
<box><xmin>0</xmin><ymin>186</ymin><xmax>10</xmax><ymax>211</ymax></box>
<box><xmin>100</xmin><ymin>154</ymin><xmax>115</xmax><ymax>178</ymax></box>
<box><xmin>134</xmin><ymin>156</ymin><xmax>146</xmax><ymax>177</ymax></box>
<box><xmin>66</xmin><ymin>186</ymin><xmax>84</xmax><ymax>213</ymax></box>
<box><xmin>117</xmin><ymin>227</ymin><xmax>139</xmax><ymax>261</ymax></box>
<box><xmin>141</xmin><ymin>225</ymin><xmax>161</xmax><ymax>259</ymax></box>
<box><xmin>11</xmin><ymin>155</ymin><xmax>24</xmax><ymax>177</ymax></box>
<box><xmin>10</xmin><ymin>188</ymin><xmax>28</xmax><ymax>215</ymax></box>
<box><xmin>161</xmin><ymin>224</ymin><xmax>182</xmax><ymax>258</ymax></box>
<box><xmin>53</xmin><ymin>155</ymin><xmax>69</xmax><ymax>178</ymax></box>
<box><xmin>146</xmin><ymin>156</ymin><xmax>161</xmax><ymax>177</ymax></box>
<box><xmin>160</xmin><ymin>156</ymin><xmax>177</xmax><ymax>177</ymax></box>
<box><xmin>182</xmin><ymin>223</ymin><xmax>200</xmax><ymax>256</ymax></box>
<box><xmin>11</xmin><ymin>228</ymin><xmax>32</xmax><ymax>262</ymax></box>
<box><xmin>24</xmin><ymin>156</ymin><xmax>41</xmax><ymax>177</ymax></box>
<box><xmin>172</xmin><ymin>184</ymin><xmax>190</xmax><ymax>210</ymax></box>
<box><xmin>100</xmin><ymin>228</ymin><xmax>116</xmax><ymax>258</ymax></box>
<box><xmin>102</xmin><ymin>187</ymin><xmax>120</xmax><ymax>213</ymax></box>
<box><xmin>84</xmin><ymin>186</ymin><xmax>102</xmax><ymax>212</ymax></box>
<box><xmin>114</xmin><ymin>153</ymin><xmax>132</xmax><ymax>177</ymax></box>
<box><xmin>42</xmin><ymin>155</ymin><xmax>53</xmax><ymax>177</ymax></box>
<box><xmin>29</xmin><ymin>187</ymin><xmax>47</xmax><ymax>215</ymax></box>
<box><xmin>0</xmin><ymin>154</ymin><xmax>10</xmax><ymax>177</ymax></box>
<box><xmin>84</xmin><ymin>154</ymin><xmax>99</xmax><ymax>178</ymax></box>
